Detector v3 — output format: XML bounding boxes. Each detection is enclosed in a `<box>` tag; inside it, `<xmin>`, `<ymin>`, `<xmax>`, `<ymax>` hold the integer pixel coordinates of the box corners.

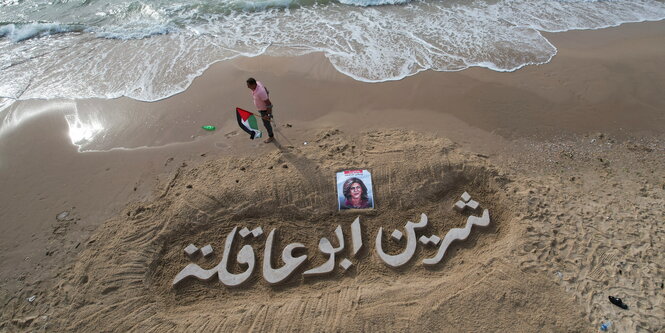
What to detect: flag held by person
<box><xmin>236</xmin><ymin>107</ymin><xmax>262</xmax><ymax>140</ymax></box>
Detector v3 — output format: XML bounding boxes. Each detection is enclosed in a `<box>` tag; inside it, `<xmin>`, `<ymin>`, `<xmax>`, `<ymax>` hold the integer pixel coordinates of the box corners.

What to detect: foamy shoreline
<box><xmin>2</xmin><ymin>0</ymin><xmax>665</xmax><ymax>102</ymax></box>
<box><xmin>3</xmin><ymin>21</ymin><xmax>664</xmax><ymax>156</ymax></box>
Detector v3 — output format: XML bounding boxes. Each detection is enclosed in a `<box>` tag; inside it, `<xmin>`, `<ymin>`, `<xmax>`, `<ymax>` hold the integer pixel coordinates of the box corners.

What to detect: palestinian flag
<box><xmin>236</xmin><ymin>107</ymin><xmax>262</xmax><ymax>140</ymax></box>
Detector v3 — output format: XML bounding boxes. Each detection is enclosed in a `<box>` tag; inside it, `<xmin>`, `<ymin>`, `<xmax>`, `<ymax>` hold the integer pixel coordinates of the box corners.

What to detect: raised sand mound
<box><xmin>7</xmin><ymin>130</ymin><xmax>590</xmax><ymax>331</ymax></box>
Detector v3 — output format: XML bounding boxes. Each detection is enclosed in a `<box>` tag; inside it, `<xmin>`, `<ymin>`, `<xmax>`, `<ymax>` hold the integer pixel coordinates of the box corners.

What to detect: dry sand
<box><xmin>1</xmin><ymin>21</ymin><xmax>664</xmax><ymax>332</ymax></box>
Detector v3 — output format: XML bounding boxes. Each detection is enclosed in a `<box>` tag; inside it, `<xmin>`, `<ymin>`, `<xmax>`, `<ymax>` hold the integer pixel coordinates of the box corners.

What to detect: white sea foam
<box><xmin>88</xmin><ymin>24</ymin><xmax>174</xmax><ymax>39</ymax></box>
<box><xmin>338</xmin><ymin>0</ymin><xmax>412</xmax><ymax>6</ymax></box>
<box><xmin>0</xmin><ymin>0</ymin><xmax>664</xmax><ymax>151</ymax></box>
<box><xmin>1</xmin><ymin>0</ymin><xmax>662</xmax><ymax>103</ymax></box>
<box><xmin>0</xmin><ymin>23</ymin><xmax>81</xmax><ymax>42</ymax></box>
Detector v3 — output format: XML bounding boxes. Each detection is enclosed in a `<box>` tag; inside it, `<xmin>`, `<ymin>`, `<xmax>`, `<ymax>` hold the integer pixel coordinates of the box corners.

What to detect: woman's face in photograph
<box><xmin>350</xmin><ymin>182</ymin><xmax>363</xmax><ymax>199</ymax></box>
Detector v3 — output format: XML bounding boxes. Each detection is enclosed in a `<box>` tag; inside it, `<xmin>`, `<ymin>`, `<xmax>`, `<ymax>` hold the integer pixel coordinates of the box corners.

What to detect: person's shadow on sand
<box><xmin>271</xmin><ymin>128</ymin><xmax>329</xmax><ymax>198</ymax></box>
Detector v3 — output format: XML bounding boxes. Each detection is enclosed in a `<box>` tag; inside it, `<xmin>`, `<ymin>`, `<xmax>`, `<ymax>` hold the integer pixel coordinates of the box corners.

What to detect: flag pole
<box><xmin>246</xmin><ymin>109</ymin><xmax>276</xmax><ymax>124</ymax></box>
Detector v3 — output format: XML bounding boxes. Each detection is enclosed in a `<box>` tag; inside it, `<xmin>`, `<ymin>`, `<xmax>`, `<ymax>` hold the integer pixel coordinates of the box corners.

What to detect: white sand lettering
<box><xmin>173</xmin><ymin>226</ymin><xmax>258</xmax><ymax>287</ymax></box>
<box><xmin>303</xmin><ymin>225</ymin><xmax>345</xmax><ymax>277</ymax></box>
<box><xmin>351</xmin><ymin>217</ymin><xmax>363</xmax><ymax>256</ymax></box>
<box><xmin>422</xmin><ymin>209</ymin><xmax>490</xmax><ymax>266</ymax></box>
<box><xmin>375</xmin><ymin>213</ymin><xmax>428</xmax><ymax>268</ymax></box>
<box><xmin>423</xmin><ymin>193</ymin><xmax>491</xmax><ymax>266</ymax></box>
<box><xmin>218</xmin><ymin>227</ymin><xmax>256</xmax><ymax>287</ymax></box>
<box><xmin>262</xmin><ymin>229</ymin><xmax>308</xmax><ymax>285</ymax></box>
<box><xmin>172</xmin><ymin>192</ymin><xmax>491</xmax><ymax>288</ymax></box>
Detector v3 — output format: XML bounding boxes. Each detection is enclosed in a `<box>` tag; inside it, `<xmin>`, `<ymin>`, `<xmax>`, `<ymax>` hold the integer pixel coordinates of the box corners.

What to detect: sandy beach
<box><xmin>1</xmin><ymin>20</ymin><xmax>664</xmax><ymax>332</ymax></box>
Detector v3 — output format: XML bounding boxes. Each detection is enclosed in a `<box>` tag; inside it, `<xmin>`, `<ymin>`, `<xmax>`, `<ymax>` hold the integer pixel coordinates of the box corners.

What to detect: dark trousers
<box><xmin>259</xmin><ymin>110</ymin><xmax>274</xmax><ymax>138</ymax></box>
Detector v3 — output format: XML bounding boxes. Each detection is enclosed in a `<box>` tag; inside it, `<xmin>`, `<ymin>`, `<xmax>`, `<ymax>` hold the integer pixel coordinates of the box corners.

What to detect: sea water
<box><xmin>0</xmin><ymin>0</ymin><xmax>664</xmax><ymax>150</ymax></box>
<box><xmin>1</xmin><ymin>0</ymin><xmax>664</xmax><ymax>102</ymax></box>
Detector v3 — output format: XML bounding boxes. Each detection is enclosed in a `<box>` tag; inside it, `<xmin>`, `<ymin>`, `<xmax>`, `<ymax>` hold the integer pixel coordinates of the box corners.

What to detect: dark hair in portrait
<box><xmin>340</xmin><ymin>176</ymin><xmax>373</xmax><ymax>210</ymax></box>
<box><xmin>343</xmin><ymin>177</ymin><xmax>369</xmax><ymax>201</ymax></box>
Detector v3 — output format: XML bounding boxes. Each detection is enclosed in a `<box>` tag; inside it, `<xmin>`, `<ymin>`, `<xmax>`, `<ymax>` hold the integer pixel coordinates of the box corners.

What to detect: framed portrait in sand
<box><xmin>336</xmin><ymin>169</ymin><xmax>375</xmax><ymax>210</ymax></box>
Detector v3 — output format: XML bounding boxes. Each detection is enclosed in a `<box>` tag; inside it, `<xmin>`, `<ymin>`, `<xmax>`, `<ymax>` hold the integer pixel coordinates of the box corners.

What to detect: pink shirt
<box><xmin>251</xmin><ymin>81</ymin><xmax>269</xmax><ymax>110</ymax></box>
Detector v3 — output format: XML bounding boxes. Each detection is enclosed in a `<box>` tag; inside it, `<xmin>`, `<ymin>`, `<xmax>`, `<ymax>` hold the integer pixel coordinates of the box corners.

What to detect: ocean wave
<box><xmin>89</xmin><ymin>25</ymin><xmax>175</xmax><ymax>40</ymax></box>
<box><xmin>0</xmin><ymin>23</ymin><xmax>83</xmax><ymax>42</ymax></box>
<box><xmin>0</xmin><ymin>0</ymin><xmax>664</xmax><ymax>152</ymax></box>
<box><xmin>0</xmin><ymin>0</ymin><xmax>664</xmax><ymax>103</ymax></box>
<box><xmin>0</xmin><ymin>21</ymin><xmax>174</xmax><ymax>43</ymax></box>
<box><xmin>338</xmin><ymin>0</ymin><xmax>412</xmax><ymax>7</ymax></box>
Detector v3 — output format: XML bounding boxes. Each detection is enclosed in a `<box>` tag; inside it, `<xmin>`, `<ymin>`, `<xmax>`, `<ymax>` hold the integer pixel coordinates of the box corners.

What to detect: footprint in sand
<box><xmin>224</xmin><ymin>130</ymin><xmax>239</xmax><ymax>139</ymax></box>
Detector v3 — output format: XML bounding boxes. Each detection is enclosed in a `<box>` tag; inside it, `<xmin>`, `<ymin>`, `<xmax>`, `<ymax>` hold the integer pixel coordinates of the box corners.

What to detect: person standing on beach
<box><xmin>246</xmin><ymin>77</ymin><xmax>274</xmax><ymax>143</ymax></box>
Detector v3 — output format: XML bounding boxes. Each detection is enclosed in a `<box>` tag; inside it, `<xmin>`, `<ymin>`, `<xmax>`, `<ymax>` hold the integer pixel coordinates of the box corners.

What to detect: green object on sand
<box><xmin>202</xmin><ymin>125</ymin><xmax>216</xmax><ymax>131</ymax></box>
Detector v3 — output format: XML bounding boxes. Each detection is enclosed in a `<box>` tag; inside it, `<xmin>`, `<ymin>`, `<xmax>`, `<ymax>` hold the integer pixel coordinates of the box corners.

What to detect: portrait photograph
<box><xmin>336</xmin><ymin>169</ymin><xmax>375</xmax><ymax>210</ymax></box>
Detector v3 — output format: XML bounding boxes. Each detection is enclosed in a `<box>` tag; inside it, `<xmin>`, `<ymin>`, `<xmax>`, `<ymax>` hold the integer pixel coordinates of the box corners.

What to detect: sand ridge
<box><xmin>2</xmin><ymin>129</ymin><xmax>590</xmax><ymax>331</ymax></box>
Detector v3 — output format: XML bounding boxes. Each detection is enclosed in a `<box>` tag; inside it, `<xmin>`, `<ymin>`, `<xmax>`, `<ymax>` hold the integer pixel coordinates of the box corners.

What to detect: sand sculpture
<box><xmin>173</xmin><ymin>192</ymin><xmax>490</xmax><ymax>287</ymax></box>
